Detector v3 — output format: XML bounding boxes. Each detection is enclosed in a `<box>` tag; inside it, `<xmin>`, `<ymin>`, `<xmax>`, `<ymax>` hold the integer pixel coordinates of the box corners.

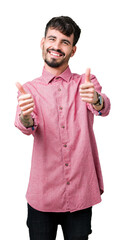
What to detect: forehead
<box><xmin>46</xmin><ymin>28</ymin><xmax>74</xmax><ymax>44</ymax></box>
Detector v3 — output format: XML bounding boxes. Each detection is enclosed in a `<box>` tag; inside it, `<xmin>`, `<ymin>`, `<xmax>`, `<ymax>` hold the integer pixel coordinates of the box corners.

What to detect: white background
<box><xmin>0</xmin><ymin>0</ymin><xmax>125</xmax><ymax>239</ymax></box>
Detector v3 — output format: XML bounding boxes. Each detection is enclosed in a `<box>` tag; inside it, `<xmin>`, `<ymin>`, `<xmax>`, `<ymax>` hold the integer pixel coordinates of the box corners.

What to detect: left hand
<box><xmin>79</xmin><ymin>68</ymin><xmax>98</xmax><ymax>104</ymax></box>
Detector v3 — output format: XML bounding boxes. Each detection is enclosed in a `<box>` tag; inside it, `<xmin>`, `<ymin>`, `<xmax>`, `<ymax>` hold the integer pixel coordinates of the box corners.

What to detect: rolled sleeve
<box><xmin>14</xmin><ymin>105</ymin><xmax>39</xmax><ymax>136</ymax></box>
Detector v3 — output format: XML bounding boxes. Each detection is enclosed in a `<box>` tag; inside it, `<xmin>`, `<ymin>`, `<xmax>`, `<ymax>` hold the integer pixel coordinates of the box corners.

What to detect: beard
<box><xmin>43</xmin><ymin>47</ymin><xmax>71</xmax><ymax>68</ymax></box>
<box><xmin>45</xmin><ymin>58</ymin><xmax>65</xmax><ymax>68</ymax></box>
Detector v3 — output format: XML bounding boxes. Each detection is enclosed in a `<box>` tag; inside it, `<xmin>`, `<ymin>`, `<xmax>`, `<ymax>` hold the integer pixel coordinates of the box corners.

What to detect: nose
<box><xmin>53</xmin><ymin>40</ymin><xmax>61</xmax><ymax>50</ymax></box>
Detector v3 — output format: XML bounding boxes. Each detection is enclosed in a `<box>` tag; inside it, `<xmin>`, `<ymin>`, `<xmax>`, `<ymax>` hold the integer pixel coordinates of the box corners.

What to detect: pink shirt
<box><xmin>15</xmin><ymin>66</ymin><xmax>111</xmax><ymax>213</ymax></box>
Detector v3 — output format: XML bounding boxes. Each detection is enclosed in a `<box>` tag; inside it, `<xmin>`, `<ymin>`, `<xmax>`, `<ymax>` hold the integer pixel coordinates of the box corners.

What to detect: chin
<box><xmin>45</xmin><ymin>59</ymin><xmax>64</xmax><ymax>68</ymax></box>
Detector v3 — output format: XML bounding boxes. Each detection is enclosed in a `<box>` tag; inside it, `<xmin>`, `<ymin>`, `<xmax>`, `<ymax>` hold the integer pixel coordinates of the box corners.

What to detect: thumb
<box><xmin>16</xmin><ymin>82</ymin><xmax>27</xmax><ymax>94</ymax></box>
<box><xmin>85</xmin><ymin>68</ymin><xmax>91</xmax><ymax>83</ymax></box>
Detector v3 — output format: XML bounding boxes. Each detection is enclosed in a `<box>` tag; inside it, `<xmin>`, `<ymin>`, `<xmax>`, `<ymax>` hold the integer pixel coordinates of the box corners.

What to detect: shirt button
<box><xmin>62</xmin><ymin>125</ymin><xmax>65</xmax><ymax>128</ymax></box>
<box><xmin>59</xmin><ymin>106</ymin><xmax>63</xmax><ymax>110</ymax></box>
<box><xmin>64</xmin><ymin>144</ymin><xmax>67</xmax><ymax>147</ymax></box>
<box><xmin>65</xmin><ymin>163</ymin><xmax>69</xmax><ymax>166</ymax></box>
<box><xmin>67</xmin><ymin>181</ymin><xmax>70</xmax><ymax>185</ymax></box>
<box><xmin>58</xmin><ymin>88</ymin><xmax>61</xmax><ymax>91</ymax></box>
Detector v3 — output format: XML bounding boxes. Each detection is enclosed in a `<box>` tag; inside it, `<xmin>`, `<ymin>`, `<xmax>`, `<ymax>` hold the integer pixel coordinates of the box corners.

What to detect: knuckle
<box><xmin>21</xmin><ymin>106</ymin><xmax>25</xmax><ymax>111</ymax></box>
<box><xmin>29</xmin><ymin>94</ymin><xmax>32</xmax><ymax>99</ymax></box>
<box><xmin>18</xmin><ymin>96</ymin><xmax>22</xmax><ymax>101</ymax></box>
<box><xmin>19</xmin><ymin>101</ymin><xmax>23</xmax><ymax>107</ymax></box>
<box><xmin>80</xmin><ymin>84</ymin><xmax>85</xmax><ymax>89</ymax></box>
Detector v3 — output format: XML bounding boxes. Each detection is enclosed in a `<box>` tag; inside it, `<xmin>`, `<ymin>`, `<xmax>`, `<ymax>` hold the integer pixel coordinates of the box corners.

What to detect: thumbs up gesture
<box><xmin>16</xmin><ymin>82</ymin><xmax>34</xmax><ymax>116</ymax></box>
<box><xmin>79</xmin><ymin>68</ymin><xmax>98</xmax><ymax>104</ymax></box>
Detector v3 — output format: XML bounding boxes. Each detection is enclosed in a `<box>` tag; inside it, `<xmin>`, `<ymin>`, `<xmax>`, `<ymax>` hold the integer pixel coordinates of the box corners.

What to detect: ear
<box><xmin>71</xmin><ymin>46</ymin><xmax>77</xmax><ymax>57</ymax></box>
<box><xmin>40</xmin><ymin>37</ymin><xmax>45</xmax><ymax>49</ymax></box>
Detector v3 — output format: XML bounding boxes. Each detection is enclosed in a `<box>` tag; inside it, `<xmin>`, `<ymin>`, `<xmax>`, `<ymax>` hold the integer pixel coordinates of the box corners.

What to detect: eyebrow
<box><xmin>47</xmin><ymin>35</ymin><xmax>71</xmax><ymax>45</ymax></box>
<box><xmin>47</xmin><ymin>35</ymin><xmax>56</xmax><ymax>39</ymax></box>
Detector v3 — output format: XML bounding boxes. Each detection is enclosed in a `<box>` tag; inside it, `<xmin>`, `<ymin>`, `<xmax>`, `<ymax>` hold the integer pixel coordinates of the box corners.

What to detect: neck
<box><xmin>44</xmin><ymin>63</ymin><xmax>69</xmax><ymax>76</ymax></box>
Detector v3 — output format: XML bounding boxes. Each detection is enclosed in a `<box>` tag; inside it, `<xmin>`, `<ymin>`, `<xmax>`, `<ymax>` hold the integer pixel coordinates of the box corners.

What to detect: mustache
<box><xmin>47</xmin><ymin>48</ymin><xmax>65</xmax><ymax>56</ymax></box>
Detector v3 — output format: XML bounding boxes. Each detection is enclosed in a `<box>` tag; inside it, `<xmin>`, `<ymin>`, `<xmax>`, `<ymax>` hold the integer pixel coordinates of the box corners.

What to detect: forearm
<box><xmin>19</xmin><ymin>112</ymin><xmax>34</xmax><ymax>128</ymax></box>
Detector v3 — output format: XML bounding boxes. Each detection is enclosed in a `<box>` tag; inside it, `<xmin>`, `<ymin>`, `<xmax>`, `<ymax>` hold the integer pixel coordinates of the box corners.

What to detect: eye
<box><xmin>49</xmin><ymin>38</ymin><xmax>55</xmax><ymax>41</ymax></box>
<box><xmin>47</xmin><ymin>37</ymin><xmax>56</xmax><ymax>42</ymax></box>
<box><xmin>63</xmin><ymin>41</ymin><xmax>69</xmax><ymax>45</ymax></box>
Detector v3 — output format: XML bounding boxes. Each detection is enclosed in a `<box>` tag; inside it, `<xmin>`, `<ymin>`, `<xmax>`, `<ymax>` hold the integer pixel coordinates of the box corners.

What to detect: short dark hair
<box><xmin>44</xmin><ymin>16</ymin><xmax>81</xmax><ymax>46</ymax></box>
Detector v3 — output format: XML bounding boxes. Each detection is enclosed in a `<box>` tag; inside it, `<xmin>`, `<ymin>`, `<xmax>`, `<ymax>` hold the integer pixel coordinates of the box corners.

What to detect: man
<box><xmin>15</xmin><ymin>16</ymin><xmax>110</xmax><ymax>240</ymax></box>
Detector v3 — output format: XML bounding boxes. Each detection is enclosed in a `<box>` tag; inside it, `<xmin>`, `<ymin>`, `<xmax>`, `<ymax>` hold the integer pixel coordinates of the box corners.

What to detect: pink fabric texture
<box><xmin>15</xmin><ymin>67</ymin><xmax>111</xmax><ymax>212</ymax></box>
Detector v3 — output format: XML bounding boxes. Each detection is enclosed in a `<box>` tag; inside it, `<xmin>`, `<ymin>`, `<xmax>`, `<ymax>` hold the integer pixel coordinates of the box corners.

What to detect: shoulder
<box><xmin>22</xmin><ymin>76</ymin><xmax>42</xmax><ymax>95</ymax></box>
<box><xmin>71</xmin><ymin>72</ymin><xmax>96</xmax><ymax>83</ymax></box>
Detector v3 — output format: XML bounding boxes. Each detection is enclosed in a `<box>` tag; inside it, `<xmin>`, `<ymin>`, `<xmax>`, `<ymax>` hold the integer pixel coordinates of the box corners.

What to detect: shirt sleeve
<box><xmin>86</xmin><ymin>74</ymin><xmax>111</xmax><ymax>117</ymax></box>
<box><xmin>14</xmin><ymin>83</ymin><xmax>39</xmax><ymax>136</ymax></box>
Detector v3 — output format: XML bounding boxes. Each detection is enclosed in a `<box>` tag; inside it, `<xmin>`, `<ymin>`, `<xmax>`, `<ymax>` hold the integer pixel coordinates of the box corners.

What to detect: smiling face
<box><xmin>41</xmin><ymin>28</ymin><xmax>76</xmax><ymax>72</ymax></box>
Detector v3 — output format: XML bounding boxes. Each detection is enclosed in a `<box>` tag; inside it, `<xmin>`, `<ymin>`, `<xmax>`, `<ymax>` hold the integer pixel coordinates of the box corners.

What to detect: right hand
<box><xmin>16</xmin><ymin>82</ymin><xmax>34</xmax><ymax>116</ymax></box>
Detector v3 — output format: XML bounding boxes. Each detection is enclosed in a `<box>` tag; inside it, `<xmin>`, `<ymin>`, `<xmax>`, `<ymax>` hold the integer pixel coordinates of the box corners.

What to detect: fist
<box><xmin>16</xmin><ymin>82</ymin><xmax>34</xmax><ymax>116</ymax></box>
<box><xmin>79</xmin><ymin>68</ymin><xmax>98</xmax><ymax>104</ymax></box>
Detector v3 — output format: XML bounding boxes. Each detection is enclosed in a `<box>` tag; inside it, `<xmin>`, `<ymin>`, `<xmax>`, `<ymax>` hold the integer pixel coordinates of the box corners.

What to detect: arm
<box><xmin>92</xmin><ymin>91</ymin><xmax>104</xmax><ymax>112</ymax></box>
<box><xmin>19</xmin><ymin>113</ymin><xmax>34</xmax><ymax>128</ymax></box>
<box><xmin>15</xmin><ymin>82</ymin><xmax>39</xmax><ymax>135</ymax></box>
<box><xmin>79</xmin><ymin>68</ymin><xmax>111</xmax><ymax>116</ymax></box>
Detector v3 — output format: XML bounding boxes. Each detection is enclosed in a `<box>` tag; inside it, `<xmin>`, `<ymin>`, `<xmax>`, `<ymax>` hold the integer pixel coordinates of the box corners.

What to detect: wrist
<box><xmin>93</xmin><ymin>92</ymin><xmax>102</xmax><ymax>106</ymax></box>
<box><xmin>92</xmin><ymin>95</ymin><xmax>104</xmax><ymax>111</ymax></box>
<box><xmin>19</xmin><ymin>112</ymin><xmax>34</xmax><ymax>128</ymax></box>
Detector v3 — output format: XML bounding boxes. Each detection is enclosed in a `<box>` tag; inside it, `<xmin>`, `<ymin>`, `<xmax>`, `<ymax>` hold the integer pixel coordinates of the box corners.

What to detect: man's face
<box><xmin>41</xmin><ymin>28</ymin><xmax>76</xmax><ymax>69</ymax></box>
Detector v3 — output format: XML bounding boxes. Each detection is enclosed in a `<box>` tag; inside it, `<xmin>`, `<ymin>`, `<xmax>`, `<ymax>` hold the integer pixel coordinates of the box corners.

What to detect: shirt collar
<box><xmin>41</xmin><ymin>66</ymin><xmax>72</xmax><ymax>84</ymax></box>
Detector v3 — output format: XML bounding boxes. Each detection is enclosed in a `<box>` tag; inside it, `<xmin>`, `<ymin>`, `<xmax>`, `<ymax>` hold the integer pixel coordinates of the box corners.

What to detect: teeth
<box><xmin>49</xmin><ymin>51</ymin><xmax>61</xmax><ymax>57</ymax></box>
<box><xmin>51</xmin><ymin>52</ymin><xmax>60</xmax><ymax>56</ymax></box>
<box><xmin>52</xmin><ymin>53</ymin><xmax>60</xmax><ymax>56</ymax></box>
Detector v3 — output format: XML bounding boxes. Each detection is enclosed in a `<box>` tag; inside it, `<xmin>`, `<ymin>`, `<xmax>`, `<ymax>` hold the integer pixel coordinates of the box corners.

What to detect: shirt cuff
<box><xmin>15</xmin><ymin>106</ymin><xmax>39</xmax><ymax>136</ymax></box>
<box><xmin>87</xmin><ymin>93</ymin><xmax>111</xmax><ymax>117</ymax></box>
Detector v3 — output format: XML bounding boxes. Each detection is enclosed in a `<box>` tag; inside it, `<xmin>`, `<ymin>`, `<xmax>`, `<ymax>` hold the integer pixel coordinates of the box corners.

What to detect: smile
<box><xmin>47</xmin><ymin>49</ymin><xmax>65</xmax><ymax>58</ymax></box>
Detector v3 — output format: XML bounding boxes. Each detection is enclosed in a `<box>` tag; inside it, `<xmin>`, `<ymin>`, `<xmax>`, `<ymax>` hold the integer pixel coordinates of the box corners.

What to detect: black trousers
<box><xmin>27</xmin><ymin>204</ymin><xmax>92</xmax><ymax>240</ymax></box>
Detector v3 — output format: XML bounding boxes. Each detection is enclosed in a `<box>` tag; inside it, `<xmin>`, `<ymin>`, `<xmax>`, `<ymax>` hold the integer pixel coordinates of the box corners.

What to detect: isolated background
<box><xmin>0</xmin><ymin>0</ymin><xmax>125</xmax><ymax>239</ymax></box>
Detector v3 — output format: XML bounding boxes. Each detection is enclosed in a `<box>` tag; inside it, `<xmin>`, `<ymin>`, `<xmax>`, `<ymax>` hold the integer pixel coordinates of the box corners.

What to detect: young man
<box><xmin>15</xmin><ymin>16</ymin><xmax>110</xmax><ymax>240</ymax></box>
